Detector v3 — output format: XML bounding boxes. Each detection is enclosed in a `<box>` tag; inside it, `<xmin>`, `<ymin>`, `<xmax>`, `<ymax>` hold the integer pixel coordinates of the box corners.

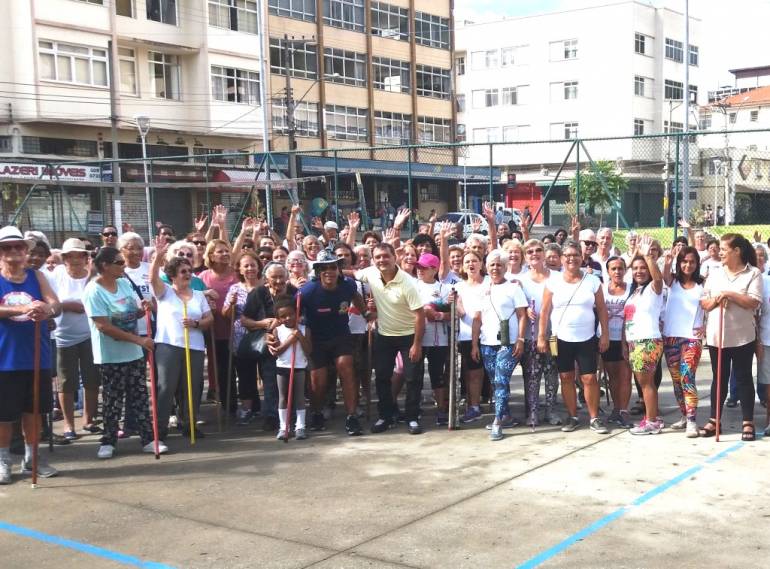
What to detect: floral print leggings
<box><xmin>98</xmin><ymin>358</ymin><xmax>153</xmax><ymax>447</ymax></box>
<box><xmin>521</xmin><ymin>340</ymin><xmax>559</xmax><ymax>423</ymax></box>
<box><xmin>480</xmin><ymin>345</ymin><xmax>518</xmax><ymax>420</ymax></box>
<box><xmin>663</xmin><ymin>337</ymin><xmax>701</xmax><ymax>421</ymax></box>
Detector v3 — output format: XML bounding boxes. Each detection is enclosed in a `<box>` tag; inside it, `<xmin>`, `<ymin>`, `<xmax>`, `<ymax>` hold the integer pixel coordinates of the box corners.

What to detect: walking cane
<box><xmin>30</xmin><ymin>320</ymin><xmax>41</xmax><ymax>488</ymax></box>
<box><xmin>182</xmin><ymin>302</ymin><xmax>196</xmax><ymax>444</ymax></box>
<box><xmin>224</xmin><ymin>303</ymin><xmax>236</xmax><ymax>432</ymax></box>
<box><xmin>364</xmin><ymin>300</ymin><xmax>373</xmax><ymax>423</ymax></box>
<box><xmin>209</xmin><ymin>329</ymin><xmax>223</xmax><ymax>433</ymax></box>
<box><xmin>283</xmin><ymin>293</ymin><xmax>302</xmax><ymax>443</ymax></box>
<box><xmin>715</xmin><ymin>302</ymin><xmax>725</xmax><ymax>442</ymax></box>
<box><xmin>448</xmin><ymin>292</ymin><xmax>458</xmax><ymax>430</ymax></box>
<box><xmin>144</xmin><ymin>309</ymin><xmax>161</xmax><ymax>459</ymax></box>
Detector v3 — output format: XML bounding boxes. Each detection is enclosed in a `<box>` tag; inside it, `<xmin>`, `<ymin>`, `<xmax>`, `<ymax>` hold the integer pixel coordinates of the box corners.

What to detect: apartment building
<box><xmin>455</xmin><ymin>1</ymin><xmax>705</xmax><ymax>227</ymax></box>
<box><xmin>0</xmin><ymin>0</ymin><xmax>470</xmax><ymax>241</ymax></box>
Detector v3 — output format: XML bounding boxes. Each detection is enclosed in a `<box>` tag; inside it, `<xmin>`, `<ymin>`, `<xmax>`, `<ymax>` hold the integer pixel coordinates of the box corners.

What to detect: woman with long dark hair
<box><xmin>699</xmin><ymin>234</ymin><xmax>763</xmax><ymax>440</ymax></box>
<box><xmin>602</xmin><ymin>256</ymin><xmax>632</xmax><ymax>428</ymax></box>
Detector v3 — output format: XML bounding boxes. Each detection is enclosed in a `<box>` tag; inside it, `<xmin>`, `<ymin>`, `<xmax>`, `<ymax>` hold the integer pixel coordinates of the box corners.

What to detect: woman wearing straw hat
<box><xmin>0</xmin><ymin>226</ymin><xmax>61</xmax><ymax>484</ymax></box>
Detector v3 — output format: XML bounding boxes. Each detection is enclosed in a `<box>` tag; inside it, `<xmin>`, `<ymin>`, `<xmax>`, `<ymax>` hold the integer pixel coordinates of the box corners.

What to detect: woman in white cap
<box><xmin>0</xmin><ymin>226</ymin><xmax>61</xmax><ymax>483</ymax></box>
<box><xmin>47</xmin><ymin>238</ymin><xmax>102</xmax><ymax>440</ymax></box>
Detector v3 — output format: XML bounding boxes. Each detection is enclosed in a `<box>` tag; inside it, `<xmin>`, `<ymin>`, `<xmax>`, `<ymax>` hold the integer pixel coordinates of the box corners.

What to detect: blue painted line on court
<box><xmin>516</xmin><ymin>441</ymin><xmax>745</xmax><ymax>569</ymax></box>
<box><xmin>0</xmin><ymin>521</ymin><xmax>177</xmax><ymax>569</ymax></box>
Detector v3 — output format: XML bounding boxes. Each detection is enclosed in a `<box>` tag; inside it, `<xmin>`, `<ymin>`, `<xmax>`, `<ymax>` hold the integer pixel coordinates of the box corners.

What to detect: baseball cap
<box><xmin>324</xmin><ymin>221</ymin><xmax>339</xmax><ymax>231</ymax></box>
<box><xmin>416</xmin><ymin>253</ymin><xmax>440</xmax><ymax>269</ymax></box>
<box><xmin>578</xmin><ymin>229</ymin><xmax>597</xmax><ymax>243</ymax></box>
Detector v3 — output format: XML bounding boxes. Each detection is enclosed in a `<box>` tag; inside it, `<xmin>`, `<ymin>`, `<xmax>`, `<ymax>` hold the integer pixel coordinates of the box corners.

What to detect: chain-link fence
<box><xmin>3</xmin><ymin>129</ymin><xmax>770</xmax><ymax>250</ymax></box>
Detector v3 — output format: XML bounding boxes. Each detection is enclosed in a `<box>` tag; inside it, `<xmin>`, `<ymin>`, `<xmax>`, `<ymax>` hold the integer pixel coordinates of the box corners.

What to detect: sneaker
<box><xmin>485</xmin><ymin>416</ymin><xmax>520</xmax><ymax>430</ymax></box>
<box><xmin>293</xmin><ymin>427</ymin><xmax>306</xmax><ymax>440</ymax></box>
<box><xmin>561</xmin><ymin>416</ymin><xmax>580</xmax><ymax>432</ymax></box>
<box><xmin>345</xmin><ymin>415</ymin><xmax>363</xmax><ymax>436</ymax></box>
<box><xmin>142</xmin><ymin>441</ymin><xmax>169</xmax><ymax>455</ymax></box>
<box><xmin>276</xmin><ymin>429</ymin><xmax>289</xmax><ymax>440</ymax></box>
<box><xmin>82</xmin><ymin>424</ymin><xmax>103</xmax><ymax>434</ymax></box>
<box><xmin>435</xmin><ymin>411</ymin><xmax>449</xmax><ymax>427</ymax></box>
<box><xmin>617</xmin><ymin>410</ymin><xmax>632</xmax><ymax>429</ymax></box>
<box><xmin>97</xmin><ymin>444</ymin><xmax>115</xmax><ymax>459</ymax></box>
<box><xmin>544</xmin><ymin>415</ymin><xmax>562</xmax><ymax>426</ymax></box>
<box><xmin>589</xmin><ymin>417</ymin><xmax>609</xmax><ymax>434</ymax></box>
<box><xmin>168</xmin><ymin>415</ymin><xmax>178</xmax><ymax>428</ymax></box>
<box><xmin>630</xmin><ymin>418</ymin><xmax>663</xmax><ymax>435</ymax></box>
<box><xmin>309</xmin><ymin>412</ymin><xmax>326</xmax><ymax>432</ymax></box>
<box><xmin>20</xmin><ymin>456</ymin><xmax>58</xmax><ymax>478</ymax></box>
<box><xmin>460</xmin><ymin>407</ymin><xmax>482</xmax><ymax>424</ymax></box>
<box><xmin>370</xmin><ymin>418</ymin><xmax>394</xmax><ymax>434</ymax></box>
<box><xmin>0</xmin><ymin>458</ymin><xmax>12</xmax><ymax>485</ymax></box>
<box><xmin>607</xmin><ymin>409</ymin><xmax>622</xmax><ymax>426</ymax></box>
<box><xmin>63</xmin><ymin>430</ymin><xmax>79</xmax><ymax>441</ymax></box>
<box><xmin>407</xmin><ymin>420</ymin><xmax>423</xmax><ymax>435</ymax></box>
<box><xmin>670</xmin><ymin>416</ymin><xmax>687</xmax><ymax>430</ymax></box>
<box><xmin>236</xmin><ymin>409</ymin><xmax>252</xmax><ymax>426</ymax></box>
<box><xmin>685</xmin><ymin>420</ymin><xmax>699</xmax><ymax>438</ymax></box>
<box><xmin>489</xmin><ymin>424</ymin><xmax>504</xmax><ymax>441</ymax></box>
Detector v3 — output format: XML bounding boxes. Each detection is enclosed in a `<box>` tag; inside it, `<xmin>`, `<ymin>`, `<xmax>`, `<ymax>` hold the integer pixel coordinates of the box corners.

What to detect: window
<box><xmin>665</xmin><ymin>38</ymin><xmax>683</xmax><ymax>62</ymax></box>
<box><xmin>149</xmin><ymin>51</ymin><xmax>181</xmax><ymax>99</ymax></box>
<box><xmin>0</xmin><ymin>136</ymin><xmax>12</xmax><ymax>152</ymax></box>
<box><xmin>22</xmin><ymin>137</ymin><xmax>97</xmax><ymax>157</ymax></box>
<box><xmin>689</xmin><ymin>45</ymin><xmax>699</xmax><ymax>66</ymax></box>
<box><xmin>472</xmin><ymin>89</ymin><xmax>498</xmax><ymax>108</ymax></box>
<box><xmin>501</xmin><ymin>87</ymin><xmax>518</xmax><ymax>106</ymax></box>
<box><xmin>663</xmin><ymin>121</ymin><xmax>683</xmax><ymax>133</ymax></box>
<box><xmin>456</xmin><ymin>124</ymin><xmax>466</xmax><ymax>142</ymax></box>
<box><xmin>689</xmin><ymin>85</ymin><xmax>698</xmax><ymax>103</ymax></box>
<box><xmin>116</xmin><ymin>0</ymin><xmax>133</xmax><ymax>17</ymax></box>
<box><xmin>324</xmin><ymin>48</ymin><xmax>366</xmax><ymax>87</ymax></box>
<box><xmin>550</xmin><ymin>39</ymin><xmax>577</xmax><ymax>61</ymax></box>
<box><xmin>209</xmin><ymin>0</ymin><xmax>258</xmax><ymax>34</ymax></box>
<box><xmin>147</xmin><ymin>0</ymin><xmax>176</xmax><ymax>25</ymax></box>
<box><xmin>634</xmin><ymin>118</ymin><xmax>645</xmax><ymax>136</ymax></box>
<box><xmin>75</xmin><ymin>0</ymin><xmax>103</xmax><ymax>4</ymax></box>
<box><xmin>456</xmin><ymin>94</ymin><xmax>465</xmax><ymax>112</ymax></box>
<box><xmin>664</xmin><ymin>79</ymin><xmax>683</xmax><ymax>100</ymax></box>
<box><xmin>455</xmin><ymin>56</ymin><xmax>465</xmax><ymax>76</ymax></box>
<box><xmin>372</xmin><ymin>57</ymin><xmax>410</xmax><ymax>93</ymax></box>
<box><xmin>268</xmin><ymin>0</ymin><xmax>316</xmax><ymax>22</ymax></box>
<box><xmin>564</xmin><ymin>81</ymin><xmax>578</xmax><ymax>100</ymax></box>
<box><xmin>564</xmin><ymin>122</ymin><xmax>578</xmax><ymax>139</ymax></box>
<box><xmin>371</xmin><ymin>2</ymin><xmax>408</xmax><ymax>41</ymax></box>
<box><xmin>634</xmin><ymin>32</ymin><xmax>647</xmax><ymax>55</ymax></box>
<box><xmin>471</xmin><ymin>50</ymin><xmax>497</xmax><ymax>70</ymax></box>
<box><xmin>38</xmin><ymin>41</ymin><xmax>108</xmax><ymax>87</ymax></box>
<box><xmin>272</xmin><ymin>100</ymin><xmax>319</xmax><ymax>137</ymax></box>
<box><xmin>192</xmin><ymin>147</ymin><xmax>249</xmax><ymax>166</ymax></box>
<box><xmin>634</xmin><ymin>75</ymin><xmax>646</xmax><ymax>97</ymax></box>
<box><xmin>118</xmin><ymin>47</ymin><xmax>137</xmax><ymax>94</ymax></box>
<box><xmin>501</xmin><ymin>47</ymin><xmax>515</xmax><ymax>66</ymax></box>
<box><xmin>325</xmin><ymin>105</ymin><xmax>368</xmax><ymax>141</ymax></box>
<box><xmin>415</xmin><ymin>11</ymin><xmax>449</xmax><ymax>49</ymax></box>
<box><xmin>473</xmin><ymin>127</ymin><xmax>499</xmax><ymax>143</ymax></box>
<box><xmin>211</xmin><ymin>65</ymin><xmax>260</xmax><ymax>104</ymax></box>
<box><xmin>729</xmin><ymin>112</ymin><xmax>737</xmax><ymax>124</ymax></box>
<box><xmin>700</xmin><ymin>112</ymin><xmax>712</xmax><ymax>130</ymax></box>
<box><xmin>417</xmin><ymin>116</ymin><xmax>451</xmax><ymax>142</ymax></box>
<box><xmin>416</xmin><ymin>65</ymin><xmax>450</xmax><ymax>99</ymax></box>
<box><xmin>374</xmin><ymin>111</ymin><xmax>411</xmax><ymax>145</ymax></box>
<box><xmin>269</xmin><ymin>38</ymin><xmax>318</xmax><ymax>80</ymax></box>
<box><xmin>751</xmin><ymin>110</ymin><xmax>759</xmax><ymax>122</ymax></box>
<box><xmin>323</xmin><ymin>0</ymin><xmax>365</xmax><ymax>33</ymax></box>
<box><xmin>502</xmin><ymin>125</ymin><xmax>529</xmax><ymax>142</ymax></box>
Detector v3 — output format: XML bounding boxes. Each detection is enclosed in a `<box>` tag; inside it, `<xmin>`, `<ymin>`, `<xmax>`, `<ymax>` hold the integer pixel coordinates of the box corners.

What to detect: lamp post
<box><xmin>134</xmin><ymin>115</ymin><xmax>153</xmax><ymax>241</ymax></box>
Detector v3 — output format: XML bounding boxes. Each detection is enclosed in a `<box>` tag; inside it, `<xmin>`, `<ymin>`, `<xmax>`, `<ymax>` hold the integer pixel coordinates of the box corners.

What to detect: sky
<box><xmin>453</xmin><ymin>0</ymin><xmax>770</xmax><ymax>89</ymax></box>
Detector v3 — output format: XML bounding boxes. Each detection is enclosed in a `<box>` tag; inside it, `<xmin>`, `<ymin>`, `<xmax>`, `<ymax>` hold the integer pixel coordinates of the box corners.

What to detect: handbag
<box><xmin>237</xmin><ymin>329</ymin><xmax>269</xmax><ymax>360</ymax></box>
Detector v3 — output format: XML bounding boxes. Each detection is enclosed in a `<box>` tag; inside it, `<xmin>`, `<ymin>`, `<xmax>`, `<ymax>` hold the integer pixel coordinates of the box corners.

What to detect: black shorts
<box><xmin>309</xmin><ymin>335</ymin><xmax>354</xmax><ymax>370</ymax></box>
<box><xmin>555</xmin><ymin>337</ymin><xmax>598</xmax><ymax>375</ymax></box>
<box><xmin>0</xmin><ymin>369</ymin><xmax>54</xmax><ymax>422</ymax></box>
<box><xmin>601</xmin><ymin>340</ymin><xmax>624</xmax><ymax>363</ymax></box>
<box><xmin>459</xmin><ymin>341</ymin><xmax>483</xmax><ymax>371</ymax></box>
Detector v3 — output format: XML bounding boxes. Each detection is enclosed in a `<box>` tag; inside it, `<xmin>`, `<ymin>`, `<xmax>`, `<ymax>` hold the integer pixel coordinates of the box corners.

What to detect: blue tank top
<box><xmin>0</xmin><ymin>269</ymin><xmax>51</xmax><ymax>371</ymax></box>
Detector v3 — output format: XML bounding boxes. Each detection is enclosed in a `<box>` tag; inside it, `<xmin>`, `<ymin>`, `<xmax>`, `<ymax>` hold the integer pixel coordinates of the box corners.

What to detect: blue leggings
<box><xmin>480</xmin><ymin>345</ymin><xmax>518</xmax><ymax>420</ymax></box>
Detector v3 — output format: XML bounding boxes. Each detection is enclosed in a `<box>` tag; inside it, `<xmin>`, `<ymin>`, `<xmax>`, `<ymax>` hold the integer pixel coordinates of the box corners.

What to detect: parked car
<box><xmin>437</xmin><ymin>211</ymin><xmax>489</xmax><ymax>238</ymax></box>
<box><xmin>498</xmin><ymin>208</ymin><xmax>522</xmax><ymax>229</ymax></box>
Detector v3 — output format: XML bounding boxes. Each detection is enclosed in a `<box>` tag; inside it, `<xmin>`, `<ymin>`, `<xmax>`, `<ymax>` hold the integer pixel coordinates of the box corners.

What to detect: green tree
<box><xmin>569</xmin><ymin>160</ymin><xmax>628</xmax><ymax>222</ymax></box>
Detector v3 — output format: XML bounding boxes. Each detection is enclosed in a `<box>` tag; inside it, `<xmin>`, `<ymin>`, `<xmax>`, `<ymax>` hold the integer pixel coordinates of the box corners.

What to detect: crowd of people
<box><xmin>1</xmin><ymin>201</ymin><xmax>768</xmax><ymax>485</ymax></box>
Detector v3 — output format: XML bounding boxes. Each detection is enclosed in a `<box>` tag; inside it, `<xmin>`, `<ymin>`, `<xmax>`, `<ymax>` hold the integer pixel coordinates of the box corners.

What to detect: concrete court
<box><xmin>1</xmin><ymin>356</ymin><xmax>769</xmax><ymax>569</ymax></box>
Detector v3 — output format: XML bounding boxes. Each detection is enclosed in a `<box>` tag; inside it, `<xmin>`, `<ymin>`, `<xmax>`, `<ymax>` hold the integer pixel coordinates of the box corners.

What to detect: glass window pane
<box><xmin>119</xmin><ymin>59</ymin><xmax>136</xmax><ymax>93</ymax></box>
<box><xmin>92</xmin><ymin>60</ymin><xmax>107</xmax><ymax>85</ymax></box>
<box><xmin>74</xmin><ymin>58</ymin><xmax>90</xmax><ymax>83</ymax></box>
<box><xmin>57</xmin><ymin>56</ymin><xmax>73</xmax><ymax>81</ymax></box>
<box><xmin>39</xmin><ymin>53</ymin><xmax>55</xmax><ymax>80</ymax></box>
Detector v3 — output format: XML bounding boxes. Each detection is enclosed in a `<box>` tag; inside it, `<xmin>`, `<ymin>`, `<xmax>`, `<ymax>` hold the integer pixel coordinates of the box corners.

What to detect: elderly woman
<box><xmin>242</xmin><ymin>263</ymin><xmax>298</xmax><ymax>431</ymax></box>
<box><xmin>185</xmin><ymin>232</ymin><xmax>208</xmax><ymax>275</ymax></box>
<box><xmin>302</xmin><ymin>235</ymin><xmax>321</xmax><ymax>263</ymax></box>
<box><xmin>465</xmin><ymin>233</ymin><xmax>488</xmax><ymax>261</ymax></box>
<box><xmin>544</xmin><ymin>243</ymin><xmax>562</xmax><ymax>271</ymax></box>
<box><xmin>286</xmin><ymin>250</ymin><xmax>310</xmax><ymax>288</ymax></box>
<box><xmin>83</xmin><ymin>247</ymin><xmax>160</xmax><ymax>459</ymax></box>
<box><xmin>471</xmin><ymin>249</ymin><xmax>528</xmax><ymax>441</ymax></box>
<box><xmin>503</xmin><ymin>239</ymin><xmax>526</xmax><ymax>280</ymax></box>
<box><xmin>272</xmin><ymin>246</ymin><xmax>289</xmax><ymax>266</ymax></box>
<box><xmin>0</xmin><ymin>227</ymin><xmax>60</xmax><ymax>483</ymax></box>
<box><xmin>700</xmin><ymin>234</ymin><xmax>763</xmax><ymax>440</ymax></box>
<box><xmin>223</xmin><ymin>251</ymin><xmax>263</xmax><ymax>425</ymax></box>
<box><xmin>149</xmin><ymin>239</ymin><xmax>213</xmax><ymax>445</ymax></box>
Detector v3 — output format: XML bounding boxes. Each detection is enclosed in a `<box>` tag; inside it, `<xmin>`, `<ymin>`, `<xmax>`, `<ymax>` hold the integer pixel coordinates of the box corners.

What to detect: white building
<box><xmin>455</xmin><ymin>0</ymin><xmax>704</xmax><ymax>227</ymax></box>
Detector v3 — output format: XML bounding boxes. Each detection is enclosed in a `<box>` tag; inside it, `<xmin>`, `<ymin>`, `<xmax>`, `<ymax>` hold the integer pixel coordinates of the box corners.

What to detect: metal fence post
<box><xmin>333</xmin><ymin>150</ymin><xmax>339</xmax><ymax>226</ymax></box>
<box><xmin>674</xmin><ymin>134</ymin><xmax>680</xmax><ymax>239</ymax></box>
<box><xmin>407</xmin><ymin>146</ymin><xmax>413</xmax><ymax>236</ymax></box>
<box><xmin>488</xmin><ymin>143</ymin><xmax>493</xmax><ymax>205</ymax></box>
<box><xmin>575</xmin><ymin>140</ymin><xmax>581</xmax><ymax>217</ymax></box>
<box><xmin>205</xmin><ymin>153</ymin><xmax>210</xmax><ymax>220</ymax></box>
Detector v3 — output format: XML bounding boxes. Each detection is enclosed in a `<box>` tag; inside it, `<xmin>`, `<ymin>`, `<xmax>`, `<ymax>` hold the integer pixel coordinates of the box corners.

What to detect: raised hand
<box><xmin>348</xmin><ymin>211</ymin><xmax>361</xmax><ymax>230</ymax></box>
<box><xmin>482</xmin><ymin>201</ymin><xmax>495</xmax><ymax>222</ymax></box>
<box><xmin>570</xmin><ymin>215</ymin><xmax>580</xmax><ymax>235</ymax></box>
<box><xmin>213</xmin><ymin>204</ymin><xmax>228</xmax><ymax>226</ymax></box>
<box><xmin>754</xmin><ymin>230</ymin><xmax>763</xmax><ymax>243</ymax></box>
<box><xmin>153</xmin><ymin>235</ymin><xmax>169</xmax><ymax>257</ymax></box>
<box><xmin>311</xmin><ymin>216</ymin><xmax>323</xmax><ymax>230</ymax></box>
<box><xmin>122</xmin><ymin>222</ymin><xmax>135</xmax><ymax>233</ymax></box>
<box><xmin>637</xmin><ymin>235</ymin><xmax>652</xmax><ymax>257</ymax></box>
<box><xmin>394</xmin><ymin>207</ymin><xmax>411</xmax><ymax>229</ymax></box>
<box><xmin>429</xmin><ymin>210</ymin><xmax>438</xmax><ymax>224</ymax></box>
<box><xmin>678</xmin><ymin>219</ymin><xmax>691</xmax><ymax>229</ymax></box>
<box><xmin>439</xmin><ymin>220</ymin><xmax>453</xmax><ymax>241</ymax></box>
<box><xmin>471</xmin><ymin>216</ymin><xmax>482</xmax><ymax>233</ymax></box>
<box><xmin>290</xmin><ymin>203</ymin><xmax>301</xmax><ymax>216</ymax></box>
<box><xmin>241</xmin><ymin>217</ymin><xmax>256</xmax><ymax>233</ymax></box>
<box><xmin>194</xmin><ymin>214</ymin><xmax>208</xmax><ymax>233</ymax></box>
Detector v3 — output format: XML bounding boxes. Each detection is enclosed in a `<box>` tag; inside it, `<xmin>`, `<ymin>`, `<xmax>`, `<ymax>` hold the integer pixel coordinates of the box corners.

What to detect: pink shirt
<box><xmin>199</xmin><ymin>269</ymin><xmax>239</xmax><ymax>340</ymax></box>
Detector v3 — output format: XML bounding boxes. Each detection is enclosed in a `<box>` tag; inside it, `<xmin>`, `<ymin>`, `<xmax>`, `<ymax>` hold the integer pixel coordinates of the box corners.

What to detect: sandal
<box><xmin>742</xmin><ymin>422</ymin><xmax>756</xmax><ymax>442</ymax></box>
<box><xmin>698</xmin><ymin>418</ymin><xmax>719</xmax><ymax>438</ymax></box>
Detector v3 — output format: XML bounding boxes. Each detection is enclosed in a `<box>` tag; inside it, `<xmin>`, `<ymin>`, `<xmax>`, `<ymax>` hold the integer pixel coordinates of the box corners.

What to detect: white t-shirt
<box><xmin>275</xmin><ymin>324</ymin><xmax>308</xmax><ymax>369</ymax></box>
<box><xmin>663</xmin><ymin>281</ymin><xmax>704</xmax><ymax>339</ymax></box>
<box><xmin>442</xmin><ymin>270</ymin><xmax>462</xmax><ymax>286</ymax></box>
<box><xmin>759</xmin><ymin>274</ymin><xmax>770</xmax><ymax>346</ymax></box>
<box><xmin>455</xmin><ymin>278</ymin><xmax>488</xmax><ymax>342</ymax></box>
<box><xmin>124</xmin><ymin>262</ymin><xmax>152</xmax><ymax>336</ymax></box>
<box><xmin>47</xmin><ymin>265</ymin><xmax>91</xmax><ymax>348</ymax></box>
<box><xmin>153</xmin><ymin>284</ymin><xmax>210</xmax><ymax>351</ymax></box>
<box><xmin>348</xmin><ymin>280</ymin><xmax>368</xmax><ymax>335</ymax></box>
<box><xmin>624</xmin><ymin>283</ymin><xmax>664</xmax><ymax>341</ymax></box>
<box><xmin>505</xmin><ymin>267</ymin><xmax>528</xmax><ymax>282</ymax></box>
<box><xmin>416</xmin><ymin>279</ymin><xmax>449</xmax><ymax>347</ymax></box>
<box><xmin>602</xmin><ymin>282</ymin><xmax>629</xmax><ymax>342</ymax></box>
<box><xmin>518</xmin><ymin>271</ymin><xmax>550</xmax><ymax>340</ymax></box>
<box><xmin>477</xmin><ymin>280</ymin><xmax>528</xmax><ymax>346</ymax></box>
<box><xmin>701</xmin><ymin>258</ymin><xmax>722</xmax><ymax>279</ymax></box>
<box><xmin>546</xmin><ymin>271</ymin><xmax>601</xmax><ymax>343</ymax></box>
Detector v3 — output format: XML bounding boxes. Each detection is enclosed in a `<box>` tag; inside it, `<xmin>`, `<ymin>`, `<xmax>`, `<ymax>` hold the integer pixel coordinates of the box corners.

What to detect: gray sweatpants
<box><xmin>155</xmin><ymin>343</ymin><xmax>204</xmax><ymax>440</ymax></box>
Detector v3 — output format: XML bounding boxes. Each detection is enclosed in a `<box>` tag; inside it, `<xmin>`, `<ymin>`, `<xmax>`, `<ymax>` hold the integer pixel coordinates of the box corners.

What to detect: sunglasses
<box><xmin>582</xmin><ymin>241</ymin><xmax>598</xmax><ymax>247</ymax></box>
<box><xmin>111</xmin><ymin>259</ymin><xmax>126</xmax><ymax>266</ymax></box>
<box><xmin>192</xmin><ymin>240</ymin><xmax>206</xmax><ymax>246</ymax></box>
<box><xmin>0</xmin><ymin>243</ymin><xmax>26</xmax><ymax>251</ymax></box>
<box><xmin>526</xmin><ymin>247</ymin><xmax>543</xmax><ymax>255</ymax></box>
<box><xmin>160</xmin><ymin>231</ymin><xmax>174</xmax><ymax>237</ymax></box>
<box><xmin>102</xmin><ymin>231</ymin><xmax>118</xmax><ymax>237</ymax></box>
<box><xmin>177</xmin><ymin>252</ymin><xmax>194</xmax><ymax>258</ymax></box>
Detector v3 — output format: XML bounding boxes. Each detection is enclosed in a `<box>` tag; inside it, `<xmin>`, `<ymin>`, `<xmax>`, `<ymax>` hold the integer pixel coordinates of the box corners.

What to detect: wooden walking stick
<box><xmin>716</xmin><ymin>302</ymin><xmax>725</xmax><ymax>442</ymax></box>
<box><xmin>182</xmin><ymin>302</ymin><xmax>196</xmax><ymax>444</ymax></box>
<box><xmin>144</xmin><ymin>308</ymin><xmax>161</xmax><ymax>459</ymax></box>
<box><xmin>31</xmin><ymin>320</ymin><xmax>41</xmax><ymax>488</ymax></box>
<box><xmin>224</xmin><ymin>303</ymin><xmax>236</xmax><ymax>432</ymax></box>
<box><xmin>448</xmin><ymin>292</ymin><xmax>459</xmax><ymax>430</ymax></box>
<box><xmin>283</xmin><ymin>293</ymin><xmax>302</xmax><ymax>443</ymax></box>
<box><xmin>364</xmin><ymin>293</ymin><xmax>374</xmax><ymax>422</ymax></box>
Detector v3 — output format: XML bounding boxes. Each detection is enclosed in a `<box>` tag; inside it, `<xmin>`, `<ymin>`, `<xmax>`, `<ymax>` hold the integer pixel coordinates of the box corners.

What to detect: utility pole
<box><xmin>283</xmin><ymin>34</ymin><xmax>298</xmax><ymax>184</ymax></box>
<box><xmin>257</xmin><ymin>0</ymin><xmax>272</xmax><ymax>224</ymax></box>
<box><xmin>107</xmin><ymin>40</ymin><xmax>122</xmax><ymax>231</ymax></box>
<box><xmin>682</xmin><ymin>0</ymin><xmax>691</xmax><ymax>220</ymax></box>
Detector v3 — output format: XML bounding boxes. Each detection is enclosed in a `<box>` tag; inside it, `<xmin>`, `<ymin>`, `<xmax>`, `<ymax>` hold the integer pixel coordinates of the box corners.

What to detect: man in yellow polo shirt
<box><xmin>357</xmin><ymin>243</ymin><xmax>425</xmax><ymax>434</ymax></box>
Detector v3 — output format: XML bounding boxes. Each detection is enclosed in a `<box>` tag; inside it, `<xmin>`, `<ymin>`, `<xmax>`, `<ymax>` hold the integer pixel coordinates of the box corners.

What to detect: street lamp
<box><xmin>134</xmin><ymin>114</ymin><xmax>153</xmax><ymax>241</ymax></box>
